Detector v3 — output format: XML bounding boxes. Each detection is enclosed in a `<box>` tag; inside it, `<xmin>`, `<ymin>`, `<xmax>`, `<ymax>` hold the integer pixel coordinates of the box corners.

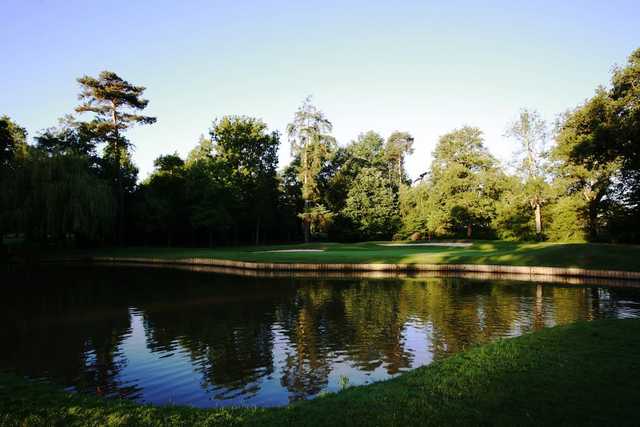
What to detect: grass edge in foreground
<box><xmin>2</xmin><ymin>318</ymin><xmax>640</xmax><ymax>426</ymax></box>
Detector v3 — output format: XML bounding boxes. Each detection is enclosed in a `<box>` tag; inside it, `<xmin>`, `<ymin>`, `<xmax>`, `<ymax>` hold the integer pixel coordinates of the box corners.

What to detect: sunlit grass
<box><xmin>82</xmin><ymin>240</ymin><xmax>640</xmax><ymax>271</ymax></box>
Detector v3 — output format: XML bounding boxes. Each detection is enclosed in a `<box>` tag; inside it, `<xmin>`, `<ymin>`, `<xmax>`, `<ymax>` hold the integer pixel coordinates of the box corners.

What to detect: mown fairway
<box><xmin>86</xmin><ymin>241</ymin><xmax>640</xmax><ymax>271</ymax></box>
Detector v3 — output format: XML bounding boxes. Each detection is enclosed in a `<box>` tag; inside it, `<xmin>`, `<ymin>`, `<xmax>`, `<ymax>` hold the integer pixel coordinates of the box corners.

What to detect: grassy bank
<box><xmin>2</xmin><ymin>319</ymin><xmax>640</xmax><ymax>426</ymax></box>
<box><xmin>80</xmin><ymin>241</ymin><xmax>640</xmax><ymax>271</ymax></box>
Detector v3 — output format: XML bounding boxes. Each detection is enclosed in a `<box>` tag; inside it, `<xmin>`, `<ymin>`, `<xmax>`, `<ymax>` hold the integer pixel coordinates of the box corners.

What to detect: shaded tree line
<box><xmin>1</xmin><ymin>47</ymin><xmax>639</xmax><ymax>247</ymax></box>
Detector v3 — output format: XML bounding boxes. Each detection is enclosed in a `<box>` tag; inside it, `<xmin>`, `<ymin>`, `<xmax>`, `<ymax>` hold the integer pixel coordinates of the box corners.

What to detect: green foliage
<box><xmin>287</xmin><ymin>97</ymin><xmax>337</xmax><ymax>241</ymax></box>
<box><xmin>35</xmin><ymin>115</ymin><xmax>97</xmax><ymax>159</ymax></box>
<box><xmin>131</xmin><ymin>117</ymin><xmax>282</xmax><ymax>246</ymax></box>
<box><xmin>347</xmin><ymin>131</ymin><xmax>385</xmax><ymax>166</ymax></box>
<box><xmin>506</xmin><ymin>109</ymin><xmax>548</xmax><ymax>179</ymax></box>
<box><xmin>12</xmin><ymin>151</ymin><xmax>115</xmax><ymax>242</ymax></box>
<box><xmin>552</xmin><ymin>90</ymin><xmax>619</xmax><ymax>239</ymax></box>
<box><xmin>212</xmin><ymin>117</ymin><xmax>279</xmax><ymax>179</ymax></box>
<box><xmin>75</xmin><ymin>71</ymin><xmax>156</xmax><ymax>133</ymax></box>
<box><xmin>383</xmin><ymin>131</ymin><xmax>414</xmax><ymax>188</ymax></box>
<box><xmin>287</xmin><ymin>97</ymin><xmax>336</xmax><ymax>204</ymax></box>
<box><xmin>184</xmin><ymin>156</ymin><xmax>234</xmax><ymax>245</ymax></box>
<box><xmin>136</xmin><ymin>154</ymin><xmax>187</xmax><ymax>246</ymax></box>
<box><xmin>211</xmin><ymin>116</ymin><xmax>280</xmax><ymax>243</ymax></box>
<box><xmin>186</xmin><ymin>135</ymin><xmax>214</xmax><ymax>165</ymax></box>
<box><xmin>153</xmin><ymin>152</ymin><xmax>184</xmax><ymax>173</ymax></box>
<box><xmin>276</xmin><ymin>162</ymin><xmax>305</xmax><ymax>240</ymax></box>
<box><xmin>607</xmin><ymin>49</ymin><xmax>640</xmax><ymax>224</ymax></box>
<box><xmin>6</xmin><ymin>47</ymin><xmax>640</xmax><ymax>246</ymax></box>
<box><xmin>74</xmin><ymin>71</ymin><xmax>156</xmax><ymax>164</ymax></box>
<box><xmin>299</xmin><ymin>204</ymin><xmax>334</xmax><ymax>237</ymax></box>
<box><xmin>342</xmin><ymin>167</ymin><xmax>399</xmax><ymax>239</ymax></box>
<box><xmin>545</xmin><ymin>194</ymin><xmax>589</xmax><ymax>242</ymax></box>
<box><xmin>399</xmin><ymin>183</ymin><xmax>430</xmax><ymax>238</ymax></box>
<box><xmin>405</xmin><ymin>127</ymin><xmax>504</xmax><ymax>238</ymax></box>
<box><xmin>548</xmin><ymin>49</ymin><xmax>640</xmax><ymax>242</ymax></box>
<box><xmin>0</xmin><ymin>115</ymin><xmax>28</xmax><ymax>171</ymax></box>
<box><xmin>75</xmin><ymin>70</ymin><xmax>156</xmax><ymax>243</ymax></box>
<box><xmin>325</xmin><ymin>131</ymin><xmax>409</xmax><ymax>241</ymax></box>
<box><xmin>609</xmin><ymin>48</ymin><xmax>640</xmax><ymax>176</ymax></box>
<box><xmin>1</xmin><ymin>116</ymin><xmax>29</xmax><ymax>240</ymax></box>
<box><xmin>322</xmin><ymin>132</ymin><xmax>386</xmax><ymax>216</ymax></box>
<box><xmin>1</xmin><ymin>116</ymin><xmax>115</xmax><ymax>244</ymax></box>
<box><xmin>492</xmin><ymin>177</ymin><xmax>537</xmax><ymax>240</ymax></box>
<box><xmin>505</xmin><ymin>108</ymin><xmax>550</xmax><ymax>236</ymax></box>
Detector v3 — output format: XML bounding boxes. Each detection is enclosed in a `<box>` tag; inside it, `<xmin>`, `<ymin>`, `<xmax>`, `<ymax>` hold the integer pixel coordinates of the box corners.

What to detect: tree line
<box><xmin>1</xmin><ymin>48</ymin><xmax>639</xmax><ymax>247</ymax></box>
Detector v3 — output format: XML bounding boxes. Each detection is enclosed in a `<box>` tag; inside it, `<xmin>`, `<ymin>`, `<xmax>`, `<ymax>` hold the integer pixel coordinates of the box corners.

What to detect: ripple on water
<box><xmin>2</xmin><ymin>265</ymin><xmax>639</xmax><ymax>407</ymax></box>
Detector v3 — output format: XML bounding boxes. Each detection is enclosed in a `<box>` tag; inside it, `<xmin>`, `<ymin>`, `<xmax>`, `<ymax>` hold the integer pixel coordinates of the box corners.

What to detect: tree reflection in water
<box><xmin>1</xmin><ymin>265</ymin><xmax>639</xmax><ymax>407</ymax></box>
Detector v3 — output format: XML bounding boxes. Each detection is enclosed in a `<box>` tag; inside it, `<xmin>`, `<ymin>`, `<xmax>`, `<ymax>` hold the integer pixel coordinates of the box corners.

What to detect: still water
<box><xmin>2</xmin><ymin>265</ymin><xmax>640</xmax><ymax>407</ymax></box>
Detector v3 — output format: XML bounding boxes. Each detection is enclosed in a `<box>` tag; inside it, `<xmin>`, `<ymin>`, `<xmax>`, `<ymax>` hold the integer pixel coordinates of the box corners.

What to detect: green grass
<box><xmin>2</xmin><ymin>319</ymin><xmax>640</xmax><ymax>426</ymax></box>
<box><xmin>81</xmin><ymin>241</ymin><xmax>640</xmax><ymax>271</ymax></box>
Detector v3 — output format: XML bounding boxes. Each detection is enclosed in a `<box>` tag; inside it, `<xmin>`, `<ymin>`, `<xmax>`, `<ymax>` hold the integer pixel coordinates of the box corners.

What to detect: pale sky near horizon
<box><xmin>2</xmin><ymin>0</ymin><xmax>639</xmax><ymax>181</ymax></box>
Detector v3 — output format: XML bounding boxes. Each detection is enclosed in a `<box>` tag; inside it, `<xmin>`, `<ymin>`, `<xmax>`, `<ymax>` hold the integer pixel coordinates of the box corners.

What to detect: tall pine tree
<box><xmin>75</xmin><ymin>71</ymin><xmax>156</xmax><ymax>243</ymax></box>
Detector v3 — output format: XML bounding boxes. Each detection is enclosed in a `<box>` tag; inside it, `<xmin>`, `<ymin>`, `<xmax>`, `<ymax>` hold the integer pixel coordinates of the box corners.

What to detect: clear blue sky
<box><xmin>2</xmin><ymin>0</ymin><xmax>639</xmax><ymax>180</ymax></box>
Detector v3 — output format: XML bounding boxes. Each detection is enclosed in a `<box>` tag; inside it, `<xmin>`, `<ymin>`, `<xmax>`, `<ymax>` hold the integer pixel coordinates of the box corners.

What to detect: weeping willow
<box><xmin>10</xmin><ymin>151</ymin><xmax>115</xmax><ymax>242</ymax></box>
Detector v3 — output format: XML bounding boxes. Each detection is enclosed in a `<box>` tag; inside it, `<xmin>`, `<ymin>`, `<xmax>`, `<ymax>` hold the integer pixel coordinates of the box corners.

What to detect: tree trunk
<box><xmin>255</xmin><ymin>216</ymin><xmax>261</xmax><ymax>245</ymax></box>
<box><xmin>111</xmin><ymin>102</ymin><xmax>125</xmax><ymax>246</ymax></box>
<box><xmin>303</xmin><ymin>221</ymin><xmax>310</xmax><ymax>243</ymax></box>
<box><xmin>467</xmin><ymin>224</ymin><xmax>472</xmax><ymax>239</ymax></box>
<box><xmin>301</xmin><ymin>144</ymin><xmax>312</xmax><ymax>244</ymax></box>
<box><xmin>208</xmin><ymin>229</ymin><xmax>213</xmax><ymax>248</ymax></box>
<box><xmin>112</xmin><ymin>142</ymin><xmax>124</xmax><ymax>245</ymax></box>
<box><xmin>303</xmin><ymin>198</ymin><xmax>310</xmax><ymax>243</ymax></box>
<box><xmin>0</xmin><ymin>227</ymin><xmax>6</xmax><ymax>263</ymax></box>
<box><xmin>534</xmin><ymin>203</ymin><xmax>542</xmax><ymax>236</ymax></box>
<box><xmin>588</xmin><ymin>203</ymin><xmax>598</xmax><ymax>240</ymax></box>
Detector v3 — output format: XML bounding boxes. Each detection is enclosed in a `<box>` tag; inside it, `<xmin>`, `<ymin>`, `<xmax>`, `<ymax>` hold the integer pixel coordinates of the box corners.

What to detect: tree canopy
<box><xmin>3</xmin><ymin>47</ymin><xmax>640</xmax><ymax>247</ymax></box>
<box><xmin>75</xmin><ymin>70</ymin><xmax>156</xmax><ymax>243</ymax></box>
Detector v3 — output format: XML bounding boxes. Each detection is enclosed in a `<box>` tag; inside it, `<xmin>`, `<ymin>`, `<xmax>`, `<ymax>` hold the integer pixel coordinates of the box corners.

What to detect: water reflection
<box><xmin>1</xmin><ymin>265</ymin><xmax>639</xmax><ymax>407</ymax></box>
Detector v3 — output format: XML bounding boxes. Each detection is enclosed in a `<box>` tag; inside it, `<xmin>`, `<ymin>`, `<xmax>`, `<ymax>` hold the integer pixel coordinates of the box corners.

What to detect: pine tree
<box><xmin>75</xmin><ymin>71</ymin><xmax>156</xmax><ymax>243</ymax></box>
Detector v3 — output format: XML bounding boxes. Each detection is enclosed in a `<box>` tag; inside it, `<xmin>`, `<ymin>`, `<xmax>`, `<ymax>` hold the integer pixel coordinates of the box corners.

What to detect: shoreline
<box><xmin>3</xmin><ymin>319</ymin><xmax>640</xmax><ymax>426</ymax></box>
<box><xmin>47</xmin><ymin>255</ymin><xmax>640</xmax><ymax>281</ymax></box>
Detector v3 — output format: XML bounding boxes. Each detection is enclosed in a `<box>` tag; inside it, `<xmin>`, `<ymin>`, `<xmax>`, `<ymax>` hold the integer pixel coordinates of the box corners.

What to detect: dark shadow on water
<box><xmin>91</xmin><ymin>261</ymin><xmax>640</xmax><ymax>288</ymax></box>
<box><xmin>2</xmin><ymin>263</ymin><xmax>640</xmax><ymax>407</ymax></box>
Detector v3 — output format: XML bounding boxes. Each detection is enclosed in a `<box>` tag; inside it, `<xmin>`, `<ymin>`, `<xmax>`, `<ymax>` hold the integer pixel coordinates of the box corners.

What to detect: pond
<box><xmin>2</xmin><ymin>264</ymin><xmax>640</xmax><ymax>407</ymax></box>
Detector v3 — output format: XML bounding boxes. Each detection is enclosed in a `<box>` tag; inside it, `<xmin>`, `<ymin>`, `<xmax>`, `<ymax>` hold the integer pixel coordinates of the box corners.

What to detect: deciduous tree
<box><xmin>342</xmin><ymin>167</ymin><xmax>399</xmax><ymax>239</ymax></box>
<box><xmin>425</xmin><ymin>126</ymin><xmax>504</xmax><ymax>238</ymax></box>
<box><xmin>211</xmin><ymin>116</ymin><xmax>280</xmax><ymax>244</ymax></box>
<box><xmin>552</xmin><ymin>91</ymin><xmax>619</xmax><ymax>240</ymax></box>
<box><xmin>505</xmin><ymin>109</ymin><xmax>549</xmax><ymax>237</ymax></box>
<box><xmin>287</xmin><ymin>97</ymin><xmax>336</xmax><ymax>242</ymax></box>
<box><xmin>384</xmin><ymin>131</ymin><xmax>414</xmax><ymax>188</ymax></box>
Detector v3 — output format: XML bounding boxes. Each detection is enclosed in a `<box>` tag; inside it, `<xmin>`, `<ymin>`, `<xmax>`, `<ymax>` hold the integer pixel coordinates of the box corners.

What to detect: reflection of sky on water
<box><xmin>114</xmin><ymin>313</ymin><xmax>438</xmax><ymax>407</ymax></box>
<box><xmin>2</xmin><ymin>265</ymin><xmax>640</xmax><ymax>408</ymax></box>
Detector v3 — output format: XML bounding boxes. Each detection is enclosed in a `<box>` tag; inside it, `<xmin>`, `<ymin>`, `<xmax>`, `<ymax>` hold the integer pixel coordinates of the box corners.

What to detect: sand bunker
<box><xmin>379</xmin><ymin>243</ymin><xmax>472</xmax><ymax>248</ymax></box>
<box><xmin>259</xmin><ymin>249</ymin><xmax>326</xmax><ymax>253</ymax></box>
